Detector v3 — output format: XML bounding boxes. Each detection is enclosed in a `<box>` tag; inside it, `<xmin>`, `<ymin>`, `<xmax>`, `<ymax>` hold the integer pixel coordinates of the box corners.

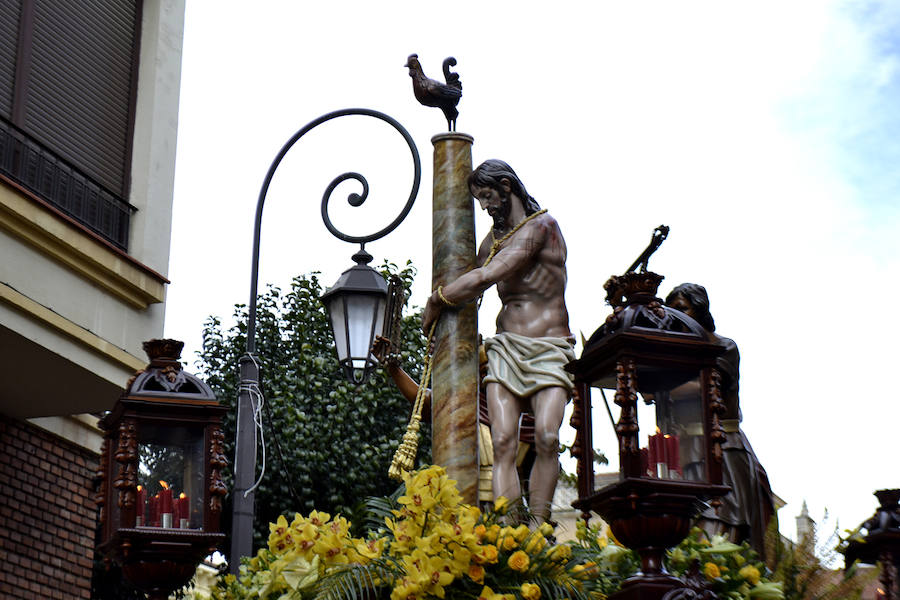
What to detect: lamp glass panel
<box><xmin>137</xmin><ymin>424</ymin><xmax>205</xmax><ymax>530</ymax></box>
<box><xmin>593</xmin><ymin>368</ymin><xmax>707</xmax><ymax>489</ymax></box>
<box><xmin>650</xmin><ymin>374</ymin><xmax>705</xmax><ymax>482</ymax></box>
<box><xmin>345</xmin><ymin>294</ymin><xmax>384</xmax><ymax>368</ymax></box>
<box><xmin>327</xmin><ymin>296</ymin><xmax>349</xmax><ymax>362</ymax></box>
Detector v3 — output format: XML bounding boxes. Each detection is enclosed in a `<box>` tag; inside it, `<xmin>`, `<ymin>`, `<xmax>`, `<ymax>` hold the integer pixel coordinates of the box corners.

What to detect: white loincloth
<box><xmin>483</xmin><ymin>331</ymin><xmax>576</xmax><ymax>398</ymax></box>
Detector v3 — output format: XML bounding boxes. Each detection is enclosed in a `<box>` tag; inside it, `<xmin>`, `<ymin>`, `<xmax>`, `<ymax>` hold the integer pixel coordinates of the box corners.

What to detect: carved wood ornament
<box><xmin>208</xmin><ymin>426</ymin><xmax>228</xmax><ymax>515</ymax></box>
<box><xmin>95</xmin><ymin>437</ymin><xmax>109</xmax><ymax>527</ymax></box>
<box><xmin>113</xmin><ymin>418</ymin><xmax>139</xmax><ymax>510</ymax></box>
<box><xmin>614</xmin><ymin>358</ymin><xmax>641</xmax><ymax>476</ymax></box>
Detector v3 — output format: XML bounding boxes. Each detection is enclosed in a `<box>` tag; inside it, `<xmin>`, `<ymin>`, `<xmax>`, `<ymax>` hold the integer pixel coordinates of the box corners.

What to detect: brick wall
<box><xmin>0</xmin><ymin>415</ymin><xmax>98</xmax><ymax>599</ymax></box>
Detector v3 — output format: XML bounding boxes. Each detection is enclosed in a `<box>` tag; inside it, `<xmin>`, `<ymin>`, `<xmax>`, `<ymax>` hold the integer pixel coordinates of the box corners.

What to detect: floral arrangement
<box><xmin>209</xmin><ymin>465</ymin><xmax>612</xmax><ymax>600</ymax></box>
<box><xmin>207</xmin><ymin>465</ymin><xmax>783</xmax><ymax>600</ymax></box>
<box><xmin>665</xmin><ymin>528</ymin><xmax>784</xmax><ymax>599</ymax></box>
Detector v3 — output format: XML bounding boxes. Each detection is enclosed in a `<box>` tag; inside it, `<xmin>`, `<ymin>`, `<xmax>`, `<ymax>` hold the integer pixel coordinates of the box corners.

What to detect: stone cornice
<box><xmin>0</xmin><ymin>178</ymin><xmax>168</xmax><ymax>309</ymax></box>
<box><xmin>0</xmin><ymin>281</ymin><xmax>146</xmax><ymax>372</ymax></box>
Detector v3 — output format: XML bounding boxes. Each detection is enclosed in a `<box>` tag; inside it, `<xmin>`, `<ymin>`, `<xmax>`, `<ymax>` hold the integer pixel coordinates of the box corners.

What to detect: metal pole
<box><xmin>229</xmin><ymin>353</ymin><xmax>258</xmax><ymax>573</ymax></box>
<box><xmin>229</xmin><ymin>108</ymin><xmax>420</xmax><ymax>570</ymax></box>
<box><xmin>430</xmin><ymin>132</ymin><xmax>478</xmax><ymax>503</ymax></box>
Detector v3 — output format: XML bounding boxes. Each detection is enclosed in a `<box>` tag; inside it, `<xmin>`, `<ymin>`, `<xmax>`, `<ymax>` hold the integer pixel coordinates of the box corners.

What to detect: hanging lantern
<box><xmin>96</xmin><ymin>339</ymin><xmax>227</xmax><ymax>600</ymax></box>
<box><xmin>320</xmin><ymin>248</ymin><xmax>388</xmax><ymax>384</ymax></box>
<box><xmin>566</xmin><ymin>272</ymin><xmax>730</xmax><ymax>598</ymax></box>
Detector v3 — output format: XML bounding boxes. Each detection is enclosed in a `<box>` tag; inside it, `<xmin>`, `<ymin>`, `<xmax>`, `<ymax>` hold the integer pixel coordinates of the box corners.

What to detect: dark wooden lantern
<box><xmin>96</xmin><ymin>339</ymin><xmax>227</xmax><ymax>600</ymax></box>
<box><xmin>566</xmin><ymin>272</ymin><xmax>730</xmax><ymax>600</ymax></box>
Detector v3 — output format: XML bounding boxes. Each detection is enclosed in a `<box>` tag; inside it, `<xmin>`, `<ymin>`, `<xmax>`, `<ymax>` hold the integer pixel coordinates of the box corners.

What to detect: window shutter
<box><xmin>0</xmin><ymin>1</ymin><xmax>21</xmax><ymax>119</ymax></box>
<box><xmin>23</xmin><ymin>0</ymin><xmax>137</xmax><ymax>196</ymax></box>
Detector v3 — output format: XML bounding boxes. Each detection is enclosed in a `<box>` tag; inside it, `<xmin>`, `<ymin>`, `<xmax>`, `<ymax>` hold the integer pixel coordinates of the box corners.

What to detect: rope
<box><xmin>483</xmin><ymin>208</ymin><xmax>547</xmax><ymax>268</ymax></box>
<box><xmin>239</xmin><ymin>353</ymin><xmax>267</xmax><ymax>498</ymax></box>
<box><xmin>388</xmin><ymin>321</ymin><xmax>436</xmax><ymax>480</ymax></box>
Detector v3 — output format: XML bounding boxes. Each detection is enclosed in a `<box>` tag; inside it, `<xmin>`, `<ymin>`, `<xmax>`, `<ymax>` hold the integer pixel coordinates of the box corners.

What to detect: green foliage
<box><xmin>197</xmin><ymin>261</ymin><xmax>430</xmax><ymax>551</ymax></box>
<box><xmin>765</xmin><ymin>517</ymin><xmax>878</xmax><ymax>600</ymax></box>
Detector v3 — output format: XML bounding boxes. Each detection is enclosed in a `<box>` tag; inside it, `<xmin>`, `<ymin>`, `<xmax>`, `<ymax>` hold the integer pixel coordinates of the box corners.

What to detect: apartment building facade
<box><xmin>0</xmin><ymin>1</ymin><xmax>186</xmax><ymax>597</ymax></box>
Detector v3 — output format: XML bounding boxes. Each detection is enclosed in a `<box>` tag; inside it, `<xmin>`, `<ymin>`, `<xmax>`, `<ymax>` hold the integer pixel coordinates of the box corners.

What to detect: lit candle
<box><xmin>149</xmin><ymin>494</ymin><xmax>159</xmax><ymax>527</ymax></box>
<box><xmin>664</xmin><ymin>434</ymin><xmax>681</xmax><ymax>478</ymax></box>
<box><xmin>649</xmin><ymin>429</ymin><xmax>667</xmax><ymax>478</ymax></box>
<box><xmin>178</xmin><ymin>493</ymin><xmax>190</xmax><ymax>529</ymax></box>
<box><xmin>159</xmin><ymin>480</ymin><xmax>174</xmax><ymax>528</ymax></box>
<box><xmin>135</xmin><ymin>485</ymin><xmax>146</xmax><ymax>526</ymax></box>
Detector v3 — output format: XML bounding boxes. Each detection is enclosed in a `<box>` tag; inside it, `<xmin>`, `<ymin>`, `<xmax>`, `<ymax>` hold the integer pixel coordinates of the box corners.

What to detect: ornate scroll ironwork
<box><xmin>246</xmin><ymin>108</ymin><xmax>422</xmax><ymax>352</ymax></box>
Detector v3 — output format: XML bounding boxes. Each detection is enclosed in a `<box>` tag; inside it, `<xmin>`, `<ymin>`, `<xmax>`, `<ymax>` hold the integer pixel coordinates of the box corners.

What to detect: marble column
<box><xmin>431</xmin><ymin>132</ymin><xmax>478</xmax><ymax>503</ymax></box>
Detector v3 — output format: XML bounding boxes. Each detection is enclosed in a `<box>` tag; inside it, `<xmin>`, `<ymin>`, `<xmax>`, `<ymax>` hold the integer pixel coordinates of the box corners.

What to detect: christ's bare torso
<box><xmin>477</xmin><ymin>213</ymin><xmax>571</xmax><ymax>339</ymax></box>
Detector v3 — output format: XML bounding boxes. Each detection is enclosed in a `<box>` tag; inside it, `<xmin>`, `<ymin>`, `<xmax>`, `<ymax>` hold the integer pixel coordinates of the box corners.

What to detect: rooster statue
<box><xmin>405</xmin><ymin>54</ymin><xmax>462</xmax><ymax>131</ymax></box>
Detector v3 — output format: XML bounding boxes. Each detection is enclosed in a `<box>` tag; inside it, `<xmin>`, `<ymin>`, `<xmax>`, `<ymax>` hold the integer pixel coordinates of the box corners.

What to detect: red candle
<box><xmin>159</xmin><ymin>481</ymin><xmax>173</xmax><ymax>527</ymax></box>
<box><xmin>664</xmin><ymin>434</ymin><xmax>681</xmax><ymax>476</ymax></box>
<box><xmin>649</xmin><ymin>430</ymin><xmax>666</xmax><ymax>477</ymax></box>
<box><xmin>135</xmin><ymin>485</ymin><xmax>146</xmax><ymax>526</ymax></box>
<box><xmin>149</xmin><ymin>494</ymin><xmax>159</xmax><ymax>527</ymax></box>
<box><xmin>178</xmin><ymin>493</ymin><xmax>190</xmax><ymax>528</ymax></box>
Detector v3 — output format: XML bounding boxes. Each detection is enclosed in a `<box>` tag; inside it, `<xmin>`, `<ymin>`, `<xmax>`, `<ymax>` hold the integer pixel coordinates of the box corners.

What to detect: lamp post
<box><xmin>231</xmin><ymin>108</ymin><xmax>421</xmax><ymax>571</ymax></box>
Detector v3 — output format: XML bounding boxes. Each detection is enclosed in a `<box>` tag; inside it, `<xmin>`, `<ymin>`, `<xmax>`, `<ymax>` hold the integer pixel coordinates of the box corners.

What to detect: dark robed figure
<box><xmin>664</xmin><ymin>283</ymin><xmax>776</xmax><ymax>554</ymax></box>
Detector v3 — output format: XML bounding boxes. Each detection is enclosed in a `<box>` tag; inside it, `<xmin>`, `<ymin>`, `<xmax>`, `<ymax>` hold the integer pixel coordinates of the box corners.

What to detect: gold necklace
<box><xmin>483</xmin><ymin>208</ymin><xmax>547</xmax><ymax>268</ymax></box>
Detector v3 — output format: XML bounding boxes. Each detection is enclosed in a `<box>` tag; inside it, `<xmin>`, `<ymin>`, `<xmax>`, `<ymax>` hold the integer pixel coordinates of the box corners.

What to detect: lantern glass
<box><xmin>134</xmin><ymin>424</ymin><xmax>205</xmax><ymax>530</ymax></box>
<box><xmin>591</xmin><ymin>367</ymin><xmax>706</xmax><ymax>493</ymax></box>
<box><xmin>326</xmin><ymin>291</ymin><xmax>385</xmax><ymax>381</ymax></box>
<box><xmin>647</xmin><ymin>374</ymin><xmax>705</xmax><ymax>482</ymax></box>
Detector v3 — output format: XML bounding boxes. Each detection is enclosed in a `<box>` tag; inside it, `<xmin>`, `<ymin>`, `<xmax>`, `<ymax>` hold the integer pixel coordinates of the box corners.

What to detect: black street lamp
<box><xmin>230</xmin><ymin>108</ymin><xmax>421</xmax><ymax>572</ymax></box>
<box><xmin>320</xmin><ymin>248</ymin><xmax>388</xmax><ymax>384</ymax></box>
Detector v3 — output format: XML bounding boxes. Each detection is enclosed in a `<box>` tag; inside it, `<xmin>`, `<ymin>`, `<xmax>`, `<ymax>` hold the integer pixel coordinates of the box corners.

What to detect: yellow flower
<box><xmin>739</xmin><ymin>564</ymin><xmax>761</xmax><ymax>585</ymax></box>
<box><xmin>571</xmin><ymin>561</ymin><xmax>597</xmax><ymax>579</ymax></box>
<box><xmin>268</xmin><ymin>515</ymin><xmax>295</xmax><ymax>554</ymax></box>
<box><xmin>547</xmin><ymin>544</ymin><xmax>572</xmax><ymax>562</ymax></box>
<box><xmin>474</xmin><ymin>524</ymin><xmax>488</xmax><ymax>540</ymax></box>
<box><xmin>478</xmin><ymin>585</ymin><xmax>496</xmax><ymax>600</ymax></box>
<box><xmin>391</xmin><ymin>577</ymin><xmax>420</xmax><ymax>600</ymax></box>
<box><xmin>538</xmin><ymin>522</ymin><xmax>555</xmax><ymax>537</ymax></box>
<box><xmin>307</xmin><ymin>509</ymin><xmax>331</xmax><ymax>526</ymax></box>
<box><xmin>502</xmin><ymin>534</ymin><xmax>519</xmax><ymax>551</ymax></box>
<box><xmin>355</xmin><ymin>537</ymin><xmax>386</xmax><ymax>560</ymax></box>
<box><xmin>525</xmin><ymin>534</ymin><xmax>547</xmax><ymax>554</ymax></box>
<box><xmin>494</xmin><ymin>496</ymin><xmax>510</xmax><ymax>514</ymax></box>
<box><xmin>703</xmin><ymin>562</ymin><xmax>721</xmax><ymax>580</ymax></box>
<box><xmin>512</xmin><ymin>525</ymin><xmax>530</xmax><ymax>542</ymax></box>
<box><xmin>468</xmin><ymin>564</ymin><xmax>485</xmax><ymax>584</ymax></box>
<box><xmin>508</xmin><ymin>550</ymin><xmax>530</xmax><ymax>572</ymax></box>
<box><xmin>449</xmin><ymin>546</ymin><xmax>473</xmax><ymax>576</ymax></box>
<box><xmin>521</xmin><ymin>582</ymin><xmax>541</xmax><ymax>600</ymax></box>
<box><xmin>474</xmin><ymin>544</ymin><xmax>499</xmax><ymax>564</ymax></box>
<box><xmin>484</xmin><ymin>524</ymin><xmax>501</xmax><ymax>543</ymax></box>
<box><xmin>401</xmin><ymin>550</ymin><xmax>455</xmax><ymax>599</ymax></box>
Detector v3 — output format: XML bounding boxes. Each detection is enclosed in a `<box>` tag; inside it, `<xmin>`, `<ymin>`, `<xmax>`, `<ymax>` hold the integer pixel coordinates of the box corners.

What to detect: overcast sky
<box><xmin>165</xmin><ymin>1</ymin><xmax>900</xmax><ymax>542</ymax></box>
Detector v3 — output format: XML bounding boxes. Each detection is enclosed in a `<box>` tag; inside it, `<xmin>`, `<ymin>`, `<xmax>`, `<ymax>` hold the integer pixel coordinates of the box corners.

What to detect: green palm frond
<box><xmin>313</xmin><ymin>558</ymin><xmax>397</xmax><ymax>600</ymax></box>
<box><xmin>530</xmin><ymin>574</ymin><xmax>589</xmax><ymax>600</ymax></box>
<box><xmin>350</xmin><ymin>484</ymin><xmax>405</xmax><ymax>537</ymax></box>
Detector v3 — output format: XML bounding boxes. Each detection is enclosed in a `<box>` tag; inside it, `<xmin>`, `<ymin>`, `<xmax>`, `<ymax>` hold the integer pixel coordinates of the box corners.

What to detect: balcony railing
<box><xmin>0</xmin><ymin>117</ymin><xmax>134</xmax><ymax>251</ymax></box>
